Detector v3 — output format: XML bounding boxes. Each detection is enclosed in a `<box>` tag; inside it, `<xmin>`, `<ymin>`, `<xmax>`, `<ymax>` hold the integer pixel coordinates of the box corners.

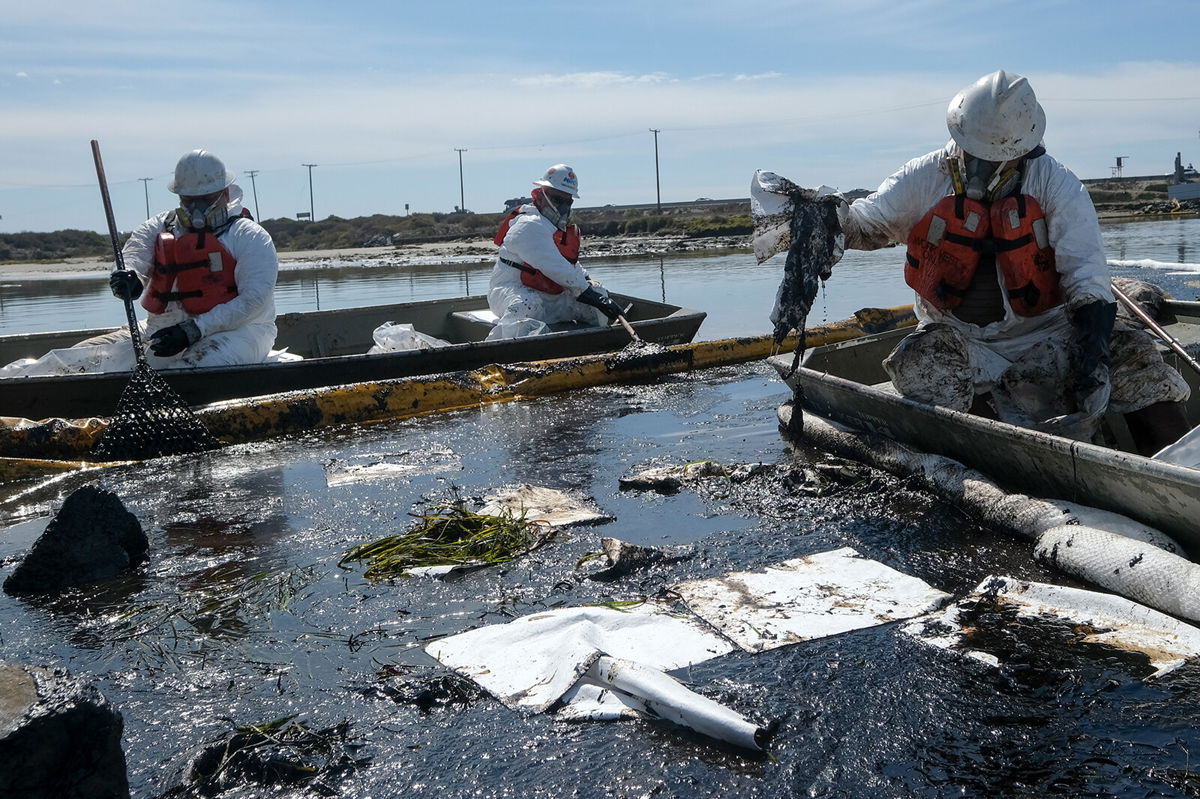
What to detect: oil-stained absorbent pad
<box><xmin>671</xmin><ymin>547</ymin><xmax>952</xmax><ymax>653</ymax></box>
<box><xmin>901</xmin><ymin>575</ymin><xmax>1200</xmax><ymax>678</ymax></box>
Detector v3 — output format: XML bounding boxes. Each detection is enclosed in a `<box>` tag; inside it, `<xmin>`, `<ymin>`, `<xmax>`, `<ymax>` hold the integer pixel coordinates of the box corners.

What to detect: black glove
<box><xmin>1068</xmin><ymin>300</ymin><xmax>1117</xmax><ymax>396</ymax></box>
<box><xmin>109</xmin><ymin>269</ymin><xmax>143</xmax><ymax>301</ymax></box>
<box><xmin>149</xmin><ymin>320</ymin><xmax>202</xmax><ymax>357</ymax></box>
<box><xmin>576</xmin><ymin>286</ymin><xmax>623</xmax><ymax>322</ymax></box>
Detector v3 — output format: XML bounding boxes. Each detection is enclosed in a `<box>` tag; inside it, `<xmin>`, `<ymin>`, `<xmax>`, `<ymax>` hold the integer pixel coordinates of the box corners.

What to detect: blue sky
<box><xmin>3</xmin><ymin>0</ymin><xmax>1200</xmax><ymax>234</ymax></box>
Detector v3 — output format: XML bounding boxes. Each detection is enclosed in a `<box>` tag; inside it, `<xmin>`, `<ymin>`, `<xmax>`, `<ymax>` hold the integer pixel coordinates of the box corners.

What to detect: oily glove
<box><xmin>109</xmin><ymin>269</ymin><xmax>143</xmax><ymax>301</ymax></box>
<box><xmin>149</xmin><ymin>319</ymin><xmax>202</xmax><ymax>357</ymax></box>
<box><xmin>1068</xmin><ymin>300</ymin><xmax>1117</xmax><ymax>397</ymax></box>
<box><xmin>576</xmin><ymin>286</ymin><xmax>623</xmax><ymax>322</ymax></box>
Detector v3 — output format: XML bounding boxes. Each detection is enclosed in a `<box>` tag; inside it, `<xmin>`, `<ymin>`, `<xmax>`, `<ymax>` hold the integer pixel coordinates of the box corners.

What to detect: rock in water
<box><xmin>4</xmin><ymin>485</ymin><xmax>147</xmax><ymax>595</ymax></box>
<box><xmin>0</xmin><ymin>663</ymin><xmax>130</xmax><ymax>798</ymax></box>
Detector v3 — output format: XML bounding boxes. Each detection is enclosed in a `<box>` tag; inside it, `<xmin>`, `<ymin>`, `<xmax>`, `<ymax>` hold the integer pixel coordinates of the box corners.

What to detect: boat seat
<box><xmin>447</xmin><ymin>309</ymin><xmax>499</xmax><ymax>341</ymax></box>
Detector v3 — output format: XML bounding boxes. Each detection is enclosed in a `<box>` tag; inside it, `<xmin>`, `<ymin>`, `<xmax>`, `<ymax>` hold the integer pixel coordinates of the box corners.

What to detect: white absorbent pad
<box><xmin>901</xmin><ymin>575</ymin><xmax>1200</xmax><ymax>679</ymax></box>
<box><xmin>671</xmin><ymin>547</ymin><xmax>952</xmax><ymax>653</ymax></box>
<box><xmin>426</xmin><ymin>547</ymin><xmax>948</xmax><ymax>748</ymax></box>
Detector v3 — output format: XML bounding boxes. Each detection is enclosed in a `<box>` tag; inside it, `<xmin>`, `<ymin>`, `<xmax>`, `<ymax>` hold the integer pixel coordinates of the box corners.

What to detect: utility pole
<box><xmin>138</xmin><ymin>177</ymin><xmax>152</xmax><ymax>219</ymax></box>
<box><xmin>649</xmin><ymin>129</ymin><xmax>662</xmax><ymax>212</ymax></box>
<box><xmin>453</xmin><ymin>148</ymin><xmax>467</xmax><ymax>212</ymax></box>
<box><xmin>244</xmin><ymin>170</ymin><xmax>261</xmax><ymax>220</ymax></box>
<box><xmin>302</xmin><ymin>164</ymin><xmax>318</xmax><ymax>221</ymax></box>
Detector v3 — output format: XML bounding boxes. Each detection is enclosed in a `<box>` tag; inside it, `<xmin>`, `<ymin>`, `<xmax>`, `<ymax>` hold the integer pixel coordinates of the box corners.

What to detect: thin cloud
<box><xmin>513</xmin><ymin>72</ymin><xmax>677</xmax><ymax>89</ymax></box>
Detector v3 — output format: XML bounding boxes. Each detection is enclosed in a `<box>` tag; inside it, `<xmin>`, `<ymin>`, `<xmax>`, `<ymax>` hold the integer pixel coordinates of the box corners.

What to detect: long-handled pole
<box><xmin>616</xmin><ymin>314</ymin><xmax>641</xmax><ymax>342</ymax></box>
<box><xmin>1112</xmin><ymin>282</ymin><xmax>1200</xmax><ymax>378</ymax></box>
<box><xmin>91</xmin><ymin>140</ymin><xmax>146</xmax><ymax>365</ymax></box>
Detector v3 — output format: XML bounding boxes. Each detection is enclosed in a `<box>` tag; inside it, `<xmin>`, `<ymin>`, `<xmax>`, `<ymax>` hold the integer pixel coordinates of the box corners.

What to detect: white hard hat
<box><xmin>167</xmin><ymin>149</ymin><xmax>236</xmax><ymax>196</ymax></box>
<box><xmin>533</xmin><ymin>164</ymin><xmax>580</xmax><ymax>198</ymax></box>
<box><xmin>946</xmin><ymin>70</ymin><xmax>1046</xmax><ymax>162</ymax></box>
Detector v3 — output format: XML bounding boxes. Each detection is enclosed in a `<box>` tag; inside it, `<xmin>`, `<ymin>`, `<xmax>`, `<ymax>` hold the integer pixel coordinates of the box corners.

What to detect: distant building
<box><xmin>1169</xmin><ymin>152</ymin><xmax>1200</xmax><ymax>201</ymax></box>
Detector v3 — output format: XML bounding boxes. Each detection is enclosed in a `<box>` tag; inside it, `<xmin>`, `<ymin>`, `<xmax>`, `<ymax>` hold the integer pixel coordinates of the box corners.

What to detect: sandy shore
<box><xmin>0</xmin><ymin>234</ymin><xmax>749</xmax><ymax>280</ymax></box>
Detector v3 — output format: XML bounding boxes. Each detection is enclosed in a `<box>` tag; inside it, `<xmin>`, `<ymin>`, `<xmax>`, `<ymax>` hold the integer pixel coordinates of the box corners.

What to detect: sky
<box><xmin>2</xmin><ymin>0</ymin><xmax>1200</xmax><ymax>234</ymax></box>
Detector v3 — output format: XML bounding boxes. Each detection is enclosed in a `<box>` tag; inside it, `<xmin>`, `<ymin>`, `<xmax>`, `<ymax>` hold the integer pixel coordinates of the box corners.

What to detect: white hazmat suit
<box><xmin>486</xmin><ymin>204</ymin><xmax>606</xmax><ymax>339</ymax></box>
<box><xmin>56</xmin><ymin>185</ymin><xmax>279</xmax><ymax>373</ymax></box>
<box><xmin>843</xmin><ymin>142</ymin><xmax>1188</xmax><ymax>426</ymax></box>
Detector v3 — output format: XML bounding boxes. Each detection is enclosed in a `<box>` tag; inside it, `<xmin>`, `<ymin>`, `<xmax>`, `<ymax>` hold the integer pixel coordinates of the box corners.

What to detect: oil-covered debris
<box><xmin>367</xmin><ymin>664</ymin><xmax>483</xmax><ymax>712</ymax></box>
<box><xmin>339</xmin><ymin>498</ymin><xmax>555</xmax><ymax>580</ymax></box>
<box><xmin>579</xmin><ymin>536</ymin><xmax>693</xmax><ymax>582</ymax></box>
<box><xmin>619</xmin><ymin>460</ymin><xmax>770</xmax><ymax>495</ymax></box>
<box><xmin>479</xmin><ymin>484</ymin><xmax>610</xmax><ymax>527</ymax></box>
<box><xmin>1112</xmin><ymin>276</ymin><xmax>1173</xmax><ymax>322</ymax></box>
<box><xmin>4</xmin><ymin>484</ymin><xmax>147</xmax><ymax>595</ymax></box>
<box><xmin>156</xmin><ymin>715</ymin><xmax>367</xmax><ymax>798</ymax></box>
<box><xmin>0</xmin><ymin>415</ymin><xmax>106</xmax><ymax>460</ymax></box>
<box><xmin>903</xmin><ymin>576</ymin><xmax>1200</xmax><ymax>680</ymax></box>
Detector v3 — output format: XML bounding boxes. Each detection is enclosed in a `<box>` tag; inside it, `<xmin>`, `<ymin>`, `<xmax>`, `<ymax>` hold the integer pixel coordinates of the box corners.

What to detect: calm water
<box><xmin>3</xmin><ymin>215</ymin><xmax>1197</xmax><ymax>340</ymax></box>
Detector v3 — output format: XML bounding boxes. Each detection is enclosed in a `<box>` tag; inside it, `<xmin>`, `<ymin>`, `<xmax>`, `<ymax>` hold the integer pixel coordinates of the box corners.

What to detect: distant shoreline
<box><xmin>0</xmin><ymin>211</ymin><xmax>1194</xmax><ymax>280</ymax></box>
<box><xmin>0</xmin><ymin>233</ymin><xmax>749</xmax><ymax>280</ymax></box>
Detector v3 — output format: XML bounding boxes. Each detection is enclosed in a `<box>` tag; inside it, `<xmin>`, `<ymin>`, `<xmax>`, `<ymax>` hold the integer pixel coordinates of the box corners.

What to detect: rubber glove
<box><xmin>1068</xmin><ymin>300</ymin><xmax>1117</xmax><ymax>397</ymax></box>
<box><xmin>109</xmin><ymin>269</ymin><xmax>143</xmax><ymax>301</ymax></box>
<box><xmin>576</xmin><ymin>286</ymin><xmax>623</xmax><ymax>322</ymax></box>
<box><xmin>149</xmin><ymin>319</ymin><xmax>202</xmax><ymax>357</ymax></box>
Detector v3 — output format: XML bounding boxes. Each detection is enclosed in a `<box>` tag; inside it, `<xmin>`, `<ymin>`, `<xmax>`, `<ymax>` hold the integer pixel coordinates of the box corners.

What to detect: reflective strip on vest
<box><xmin>141</xmin><ymin>229</ymin><xmax>239</xmax><ymax>315</ymax></box>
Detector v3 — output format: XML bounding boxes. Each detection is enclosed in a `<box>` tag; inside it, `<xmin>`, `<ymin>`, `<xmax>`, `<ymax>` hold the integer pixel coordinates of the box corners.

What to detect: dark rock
<box><xmin>4</xmin><ymin>485</ymin><xmax>147</xmax><ymax>595</ymax></box>
<box><xmin>0</xmin><ymin>663</ymin><xmax>129</xmax><ymax>798</ymax></box>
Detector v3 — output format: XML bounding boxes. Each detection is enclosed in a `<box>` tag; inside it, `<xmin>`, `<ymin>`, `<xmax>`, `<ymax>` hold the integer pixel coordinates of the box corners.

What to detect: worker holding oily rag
<box><xmin>754</xmin><ymin>70</ymin><xmax>1190</xmax><ymax>454</ymax></box>
<box><xmin>486</xmin><ymin>164</ymin><xmax>624</xmax><ymax>339</ymax></box>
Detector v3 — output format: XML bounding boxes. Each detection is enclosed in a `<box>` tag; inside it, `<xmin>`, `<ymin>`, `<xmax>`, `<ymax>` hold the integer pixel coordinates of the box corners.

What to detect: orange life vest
<box><xmin>142</xmin><ymin>228</ymin><xmax>239</xmax><ymax>314</ymax></box>
<box><xmin>905</xmin><ymin>193</ymin><xmax>1061</xmax><ymax>317</ymax></box>
<box><xmin>493</xmin><ymin>209</ymin><xmax>581</xmax><ymax>295</ymax></box>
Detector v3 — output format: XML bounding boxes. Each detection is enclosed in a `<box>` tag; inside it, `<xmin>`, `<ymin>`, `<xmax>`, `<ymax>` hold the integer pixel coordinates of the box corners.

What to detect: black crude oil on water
<box><xmin>4</xmin><ymin>362</ymin><xmax>1200</xmax><ymax>798</ymax></box>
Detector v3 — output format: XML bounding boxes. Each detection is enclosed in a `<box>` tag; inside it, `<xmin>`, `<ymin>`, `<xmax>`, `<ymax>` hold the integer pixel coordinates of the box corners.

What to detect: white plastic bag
<box><xmin>366</xmin><ymin>322</ymin><xmax>450</xmax><ymax>355</ymax></box>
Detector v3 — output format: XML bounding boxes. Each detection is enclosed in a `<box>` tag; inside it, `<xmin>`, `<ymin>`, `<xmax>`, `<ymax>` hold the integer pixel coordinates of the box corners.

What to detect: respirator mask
<box><xmin>177</xmin><ymin>192</ymin><xmax>229</xmax><ymax>231</ymax></box>
<box><xmin>533</xmin><ymin>188</ymin><xmax>573</xmax><ymax>231</ymax></box>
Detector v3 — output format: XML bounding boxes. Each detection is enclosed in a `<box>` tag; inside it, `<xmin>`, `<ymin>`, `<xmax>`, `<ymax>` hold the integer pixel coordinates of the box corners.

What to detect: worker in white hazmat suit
<box><xmin>486</xmin><ymin>165</ymin><xmax>624</xmax><ymax>339</ymax></box>
<box><xmin>833</xmin><ymin>70</ymin><xmax>1189</xmax><ymax>454</ymax></box>
<box><xmin>85</xmin><ymin>149</ymin><xmax>279</xmax><ymax>369</ymax></box>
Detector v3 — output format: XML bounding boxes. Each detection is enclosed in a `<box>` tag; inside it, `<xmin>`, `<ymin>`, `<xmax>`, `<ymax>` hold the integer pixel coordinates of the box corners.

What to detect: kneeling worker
<box><xmin>487</xmin><ymin>164</ymin><xmax>624</xmax><ymax>339</ymax></box>
<box><xmin>102</xmin><ymin>149</ymin><xmax>279</xmax><ymax>367</ymax></box>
